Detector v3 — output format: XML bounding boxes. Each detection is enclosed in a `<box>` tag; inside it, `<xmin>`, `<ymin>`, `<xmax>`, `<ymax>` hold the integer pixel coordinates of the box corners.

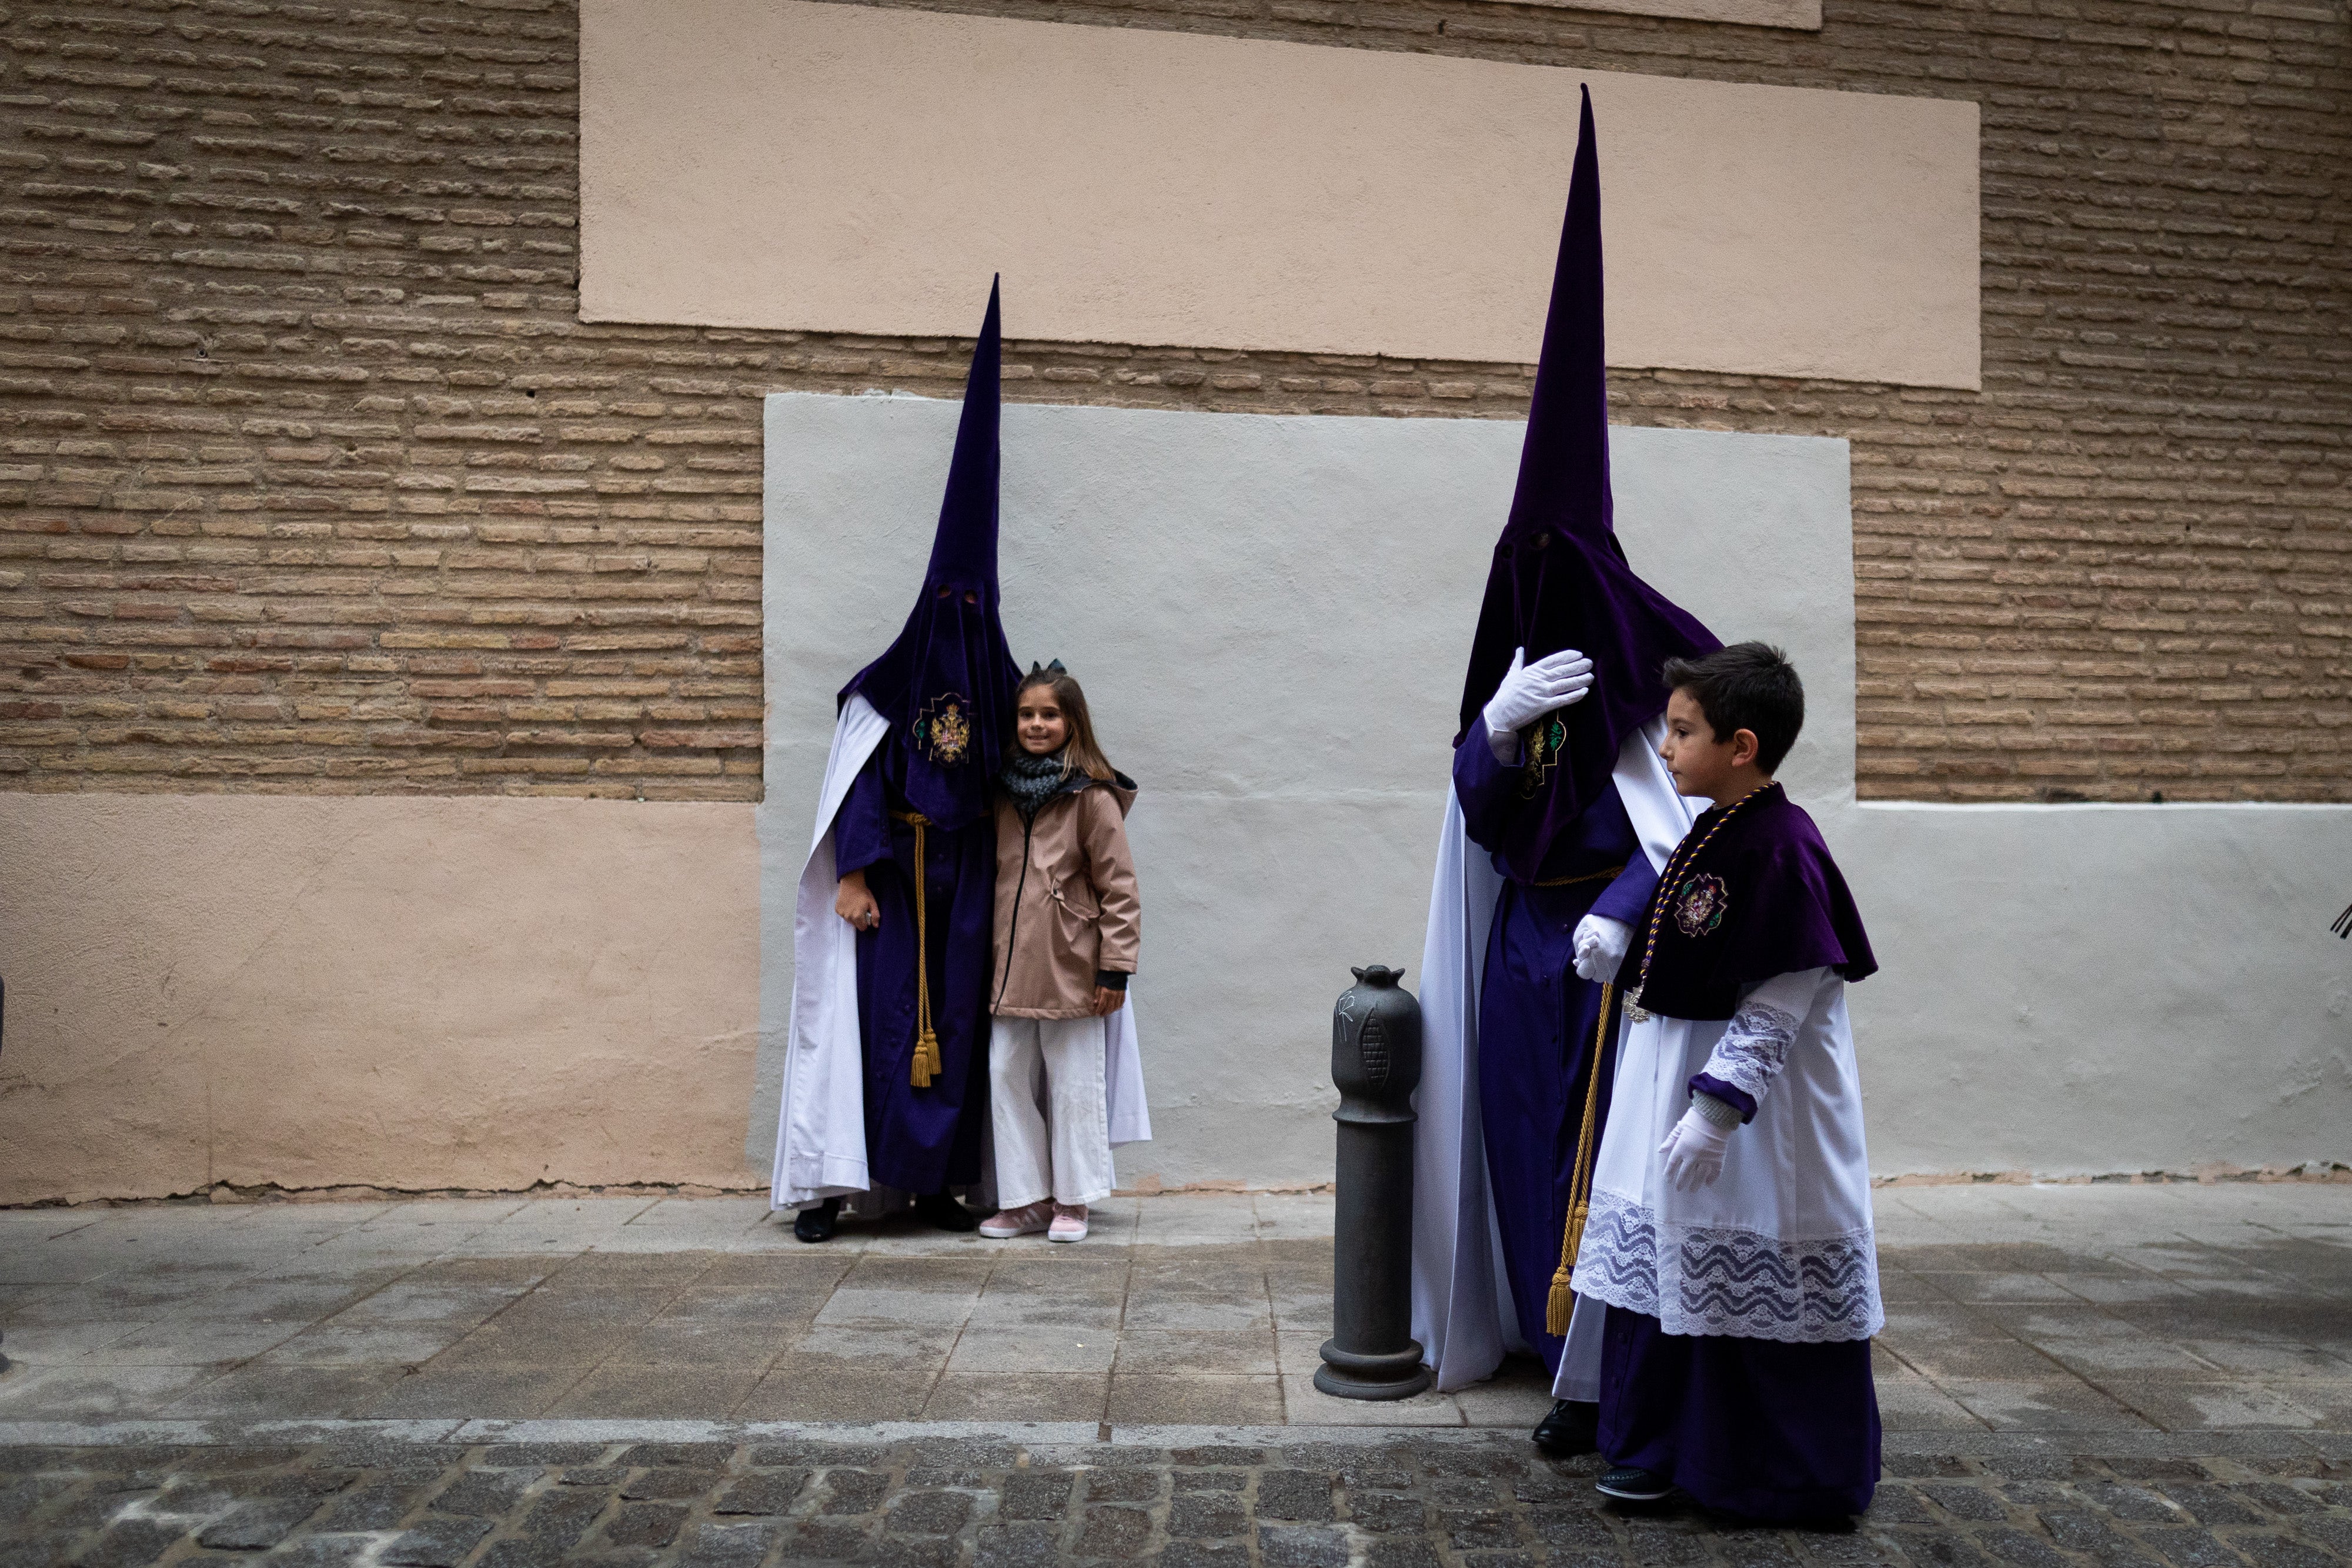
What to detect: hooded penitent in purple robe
<box><xmin>823</xmin><ymin>280</ymin><xmax>1020</xmax><ymax>1196</ymax></box>
<box><xmin>1411</xmin><ymin>87</ymin><xmax>1718</xmax><ymax>1395</ymax></box>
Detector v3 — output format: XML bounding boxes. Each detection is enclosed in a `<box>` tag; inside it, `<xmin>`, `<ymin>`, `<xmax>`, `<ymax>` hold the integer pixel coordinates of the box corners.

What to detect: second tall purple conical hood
<box><xmin>840</xmin><ymin>278</ymin><xmax>1021</xmax><ymax>832</ymax></box>
<box><xmin>1455</xmin><ymin>89</ymin><xmax>1719</xmax><ymax>880</ymax></box>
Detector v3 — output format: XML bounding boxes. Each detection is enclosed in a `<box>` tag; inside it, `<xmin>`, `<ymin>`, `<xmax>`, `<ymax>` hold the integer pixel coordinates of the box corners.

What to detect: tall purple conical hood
<box><xmin>1502</xmin><ymin>84</ymin><xmax>1614</xmax><ymax>552</ymax></box>
<box><xmin>1455</xmin><ymin>88</ymin><xmax>1719</xmax><ymax>882</ymax></box>
<box><xmin>840</xmin><ymin>278</ymin><xmax>1020</xmax><ymax>832</ymax></box>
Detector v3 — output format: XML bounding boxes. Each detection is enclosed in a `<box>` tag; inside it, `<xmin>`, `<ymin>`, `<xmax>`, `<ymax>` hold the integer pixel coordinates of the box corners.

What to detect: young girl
<box><xmin>977</xmin><ymin>663</ymin><xmax>1141</xmax><ymax>1243</ymax></box>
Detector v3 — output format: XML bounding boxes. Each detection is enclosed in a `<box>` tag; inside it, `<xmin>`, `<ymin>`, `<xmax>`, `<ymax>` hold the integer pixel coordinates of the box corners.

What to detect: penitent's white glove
<box><xmin>1658</xmin><ymin>1098</ymin><xmax>1738</xmax><ymax>1192</ymax></box>
<box><xmin>1483</xmin><ymin>646</ymin><xmax>1596</xmax><ymax>761</ymax></box>
<box><xmin>1572</xmin><ymin>915</ymin><xmax>1631</xmax><ymax>984</ymax></box>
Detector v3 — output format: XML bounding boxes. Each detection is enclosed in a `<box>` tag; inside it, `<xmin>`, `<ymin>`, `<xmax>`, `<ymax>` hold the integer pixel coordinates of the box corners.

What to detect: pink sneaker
<box><xmin>1048</xmin><ymin>1203</ymin><xmax>1088</xmax><ymax>1243</ymax></box>
<box><xmin>978</xmin><ymin>1201</ymin><xmax>1053</xmax><ymax>1239</ymax></box>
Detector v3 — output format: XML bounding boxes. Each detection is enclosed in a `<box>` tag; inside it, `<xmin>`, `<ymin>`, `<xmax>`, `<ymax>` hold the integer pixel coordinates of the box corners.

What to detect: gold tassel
<box><xmin>1546</xmin><ymin>981</ymin><xmax>1614</xmax><ymax>1337</ymax></box>
<box><xmin>892</xmin><ymin>810</ymin><xmax>941</xmax><ymax>1089</ymax></box>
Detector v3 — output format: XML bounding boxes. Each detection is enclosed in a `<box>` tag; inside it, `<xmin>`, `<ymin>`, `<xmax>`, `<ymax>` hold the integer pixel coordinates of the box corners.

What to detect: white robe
<box><xmin>769</xmin><ymin>696</ymin><xmax>1150</xmax><ymax>1211</ymax></box>
<box><xmin>1410</xmin><ymin>717</ymin><xmax>1698</xmax><ymax>1393</ymax></box>
<box><xmin>1569</xmin><ymin>965</ymin><xmax>1882</xmax><ymax>1343</ymax></box>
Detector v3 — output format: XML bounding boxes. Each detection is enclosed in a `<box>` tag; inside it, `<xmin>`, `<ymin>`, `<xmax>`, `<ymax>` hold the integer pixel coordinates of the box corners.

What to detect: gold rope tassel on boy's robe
<box><xmin>1547</xmin><ymin>981</ymin><xmax>1613</xmax><ymax>1336</ymax></box>
<box><xmin>891</xmin><ymin>810</ymin><xmax>943</xmax><ymax>1088</ymax></box>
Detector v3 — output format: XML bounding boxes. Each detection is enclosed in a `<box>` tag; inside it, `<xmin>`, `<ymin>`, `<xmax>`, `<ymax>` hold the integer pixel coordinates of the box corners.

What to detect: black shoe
<box><xmin>793</xmin><ymin>1196</ymin><xmax>840</xmax><ymax>1243</ymax></box>
<box><xmin>915</xmin><ymin>1192</ymin><xmax>980</xmax><ymax>1232</ymax></box>
<box><xmin>1532</xmin><ymin>1398</ymin><xmax>1599</xmax><ymax>1457</ymax></box>
<box><xmin>1596</xmin><ymin>1465</ymin><xmax>1674</xmax><ymax>1503</ymax></box>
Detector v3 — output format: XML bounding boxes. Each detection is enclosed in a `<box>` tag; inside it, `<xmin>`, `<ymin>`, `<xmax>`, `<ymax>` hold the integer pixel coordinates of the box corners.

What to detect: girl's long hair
<box><xmin>1011</xmin><ymin>667</ymin><xmax>1118</xmax><ymax>783</ymax></box>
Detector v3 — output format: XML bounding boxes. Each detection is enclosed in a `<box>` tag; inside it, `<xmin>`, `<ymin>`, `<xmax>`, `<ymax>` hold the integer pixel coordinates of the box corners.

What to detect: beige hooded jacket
<box><xmin>990</xmin><ymin>771</ymin><xmax>1140</xmax><ymax>1019</ymax></box>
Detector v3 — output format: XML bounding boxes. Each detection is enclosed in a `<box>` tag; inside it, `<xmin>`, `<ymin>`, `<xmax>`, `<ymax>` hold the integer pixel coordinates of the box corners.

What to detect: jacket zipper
<box><xmin>993</xmin><ymin>810</ymin><xmax>1036</xmax><ymax>1014</ymax></box>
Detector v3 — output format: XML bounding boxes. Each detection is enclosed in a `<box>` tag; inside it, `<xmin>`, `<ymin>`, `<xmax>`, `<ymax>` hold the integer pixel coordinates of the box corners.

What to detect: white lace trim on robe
<box><xmin>1571</xmin><ymin>967</ymin><xmax>1882</xmax><ymax>1344</ymax></box>
<box><xmin>1573</xmin><ymin>1188</ymin><xmax>1882</xmax><ymax>1342</ymax></box>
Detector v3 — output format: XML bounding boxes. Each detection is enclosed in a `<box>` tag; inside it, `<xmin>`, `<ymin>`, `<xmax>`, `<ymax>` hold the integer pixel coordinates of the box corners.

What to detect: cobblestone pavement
<box><xmin>5</xmin><ymin>1425</ymin><xmax>2352</xmax><ymax>1567</ymax></box>
<box><xmin>3</xmin><ymin>1186</ymin><xmax>2349</xmax><ymax>1433</ymax></box>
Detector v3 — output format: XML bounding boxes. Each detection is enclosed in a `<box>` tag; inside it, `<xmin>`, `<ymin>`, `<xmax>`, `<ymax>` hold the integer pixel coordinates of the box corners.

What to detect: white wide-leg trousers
<box><xmin>988</xmin><ymin>1015</ymin><xmax>1114</xmax><ymax>1208</ymax></box>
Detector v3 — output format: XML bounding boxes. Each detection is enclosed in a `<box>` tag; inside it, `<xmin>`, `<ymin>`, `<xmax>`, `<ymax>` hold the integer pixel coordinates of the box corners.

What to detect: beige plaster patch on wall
<box><xmin>0</xmin><ymin>795</ymin><xmax>761</xmax><ymax>1206</ymax></box>
<box><xmin>579</xmin><ymin>1</ymin><xmax>1977</xmax><ymax>389</ymax></box>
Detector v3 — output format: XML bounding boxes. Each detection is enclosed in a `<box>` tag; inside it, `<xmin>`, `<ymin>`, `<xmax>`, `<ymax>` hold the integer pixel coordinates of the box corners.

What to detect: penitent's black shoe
<box><xmin>915</xmin><ymin>1191</ymin><xmax>980</xmax><ymax>1233</ymax></box>
<box><xmin>1595</xmin><ymin>1465</ymin><xmax>1675</xmax><ymax>1503</ymax></box>
<box><xmin>793</xmin><ymin>1196</ymin><xmax>841</xmax><ymax>1243</ymax></box>
<box><xmin>1532</xmin><ymin>1399</ymin><xmax>1600</xmax><ymax>1457</ymax></box>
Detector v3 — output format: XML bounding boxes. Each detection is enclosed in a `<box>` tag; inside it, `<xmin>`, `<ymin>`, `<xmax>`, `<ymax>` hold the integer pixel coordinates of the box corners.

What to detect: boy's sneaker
<box><xmin>1595</xmin><ymin>1466</ymin><xmax>1674</xmax><ymax>1503</ymax></box>
<box><xmin>978</xmin><ymin>1201</ymin><xmax>1053</xmax><ymax>1239</ymax></box>
<box><xmin>1048</xmin><ymin>1203</ymin><xmax>1089</xmax><ymax>1242</ymax></box>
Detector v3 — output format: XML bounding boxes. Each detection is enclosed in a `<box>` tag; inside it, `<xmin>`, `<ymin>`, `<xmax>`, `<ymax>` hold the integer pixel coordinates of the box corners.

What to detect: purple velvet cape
<box><xmin>1451</xmin><ymin>86</ymin><xmax>1718</xmax><ymax>886</ymax></box>
<box><xmin>839</xmin><ymin>278</ymin><xmax>1021</xmax><ymax>835</ymax></box>
<box><xmin>1625</xmin><ymin>783</ymin><xmax>1876</xmax><ymax>1023</ymax></box>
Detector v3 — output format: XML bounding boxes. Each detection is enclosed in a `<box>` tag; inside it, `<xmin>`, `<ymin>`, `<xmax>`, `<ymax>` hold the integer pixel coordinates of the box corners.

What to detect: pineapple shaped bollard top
<box><xmin>1331</xmin><ymin>964</ymin><xmax>1420</xmax><ymax>1112</ymax></box>
<box><xmin>1319</xmin><ymin>964</ymin><xmax>1430</xmax><ymax>1399</ymax></box>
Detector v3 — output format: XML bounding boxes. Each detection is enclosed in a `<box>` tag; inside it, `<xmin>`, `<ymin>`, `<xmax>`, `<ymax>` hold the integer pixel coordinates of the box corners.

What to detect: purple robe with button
<box><xmin>832</xmin><ymin>740</ymin><xmax>994</xmax><ymax>1193</ymax></box>
<box><xmin>1600</xmin><ymin>1305</ymin><xmax>1881</xmax><ymax>1522</ymax></box>
<box><xmin>1456</xmin><ymin>734</ymin><xmax>1659</xmax><ymax>1372</ymax></box>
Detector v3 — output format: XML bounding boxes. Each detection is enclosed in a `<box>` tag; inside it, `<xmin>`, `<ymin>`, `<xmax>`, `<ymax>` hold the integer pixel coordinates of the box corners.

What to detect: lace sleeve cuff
<box><xmin>1696</xmin><ymin>995</ymin><xmax>1803</xmax><ymax>1107</ymax></box>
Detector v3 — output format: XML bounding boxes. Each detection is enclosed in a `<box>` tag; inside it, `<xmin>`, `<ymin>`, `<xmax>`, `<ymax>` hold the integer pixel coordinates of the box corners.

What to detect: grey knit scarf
<box><xmin>1000</xmin><ymin>747</ymin><xmax>1074</xmax><ymax>823</ymax></box>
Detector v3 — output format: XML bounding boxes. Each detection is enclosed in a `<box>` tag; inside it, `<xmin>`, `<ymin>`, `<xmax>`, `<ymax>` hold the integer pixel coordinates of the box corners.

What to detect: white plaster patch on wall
<box><xmin>757</xmin><ymin>393</ymin><xmax>2352</xmax><ymax>1185</ymax></box>
<box><xmin>584</xmin><ymin>0</ymin><xmax>1978</xmax><ymax>388</ymax></box>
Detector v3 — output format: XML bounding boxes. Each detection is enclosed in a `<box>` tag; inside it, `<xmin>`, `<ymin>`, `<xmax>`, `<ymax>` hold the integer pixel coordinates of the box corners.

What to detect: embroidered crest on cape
<box><xmin>1673</xmin><ymin>872</ymin><xmax>1729</xmax><ymax>938</ymax></box>
<box><xmin>913</xmin><ymin>693</ymin><xmax>973</xmax><ymax>767</ymax></box>
<box><xmin>1517</xmin><ymin>713</ymin><xmax>1568</xmax><ymax>798</ymax></box>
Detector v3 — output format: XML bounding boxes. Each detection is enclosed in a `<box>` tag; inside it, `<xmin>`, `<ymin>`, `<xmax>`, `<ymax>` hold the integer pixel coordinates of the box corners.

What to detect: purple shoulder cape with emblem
<box><xmin>840</xmin><ymin>279</ymin><xmax>1021</xmax><ymax>834</ymax></box>
<box><xmin>1625</xmin><ymin>783</ymin><xmax>1875</xmax><ymax>1022</ymax></box>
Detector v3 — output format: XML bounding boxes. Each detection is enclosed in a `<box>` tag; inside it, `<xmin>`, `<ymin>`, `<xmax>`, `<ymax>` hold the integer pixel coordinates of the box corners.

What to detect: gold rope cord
<box><xmin>1546</xmin><ymin>981</ymin><xmax>1613</xmax><ymax>1336</ymax></box>
<box><xmin>891</xmin><ymin>810</ymin><xmax>943</xmax><ymax>1088</ymax></box>
<box><xmin>1533</xmin><ymin>862</ymin><xmax>1623</xmax><ymax>890</ymax></box>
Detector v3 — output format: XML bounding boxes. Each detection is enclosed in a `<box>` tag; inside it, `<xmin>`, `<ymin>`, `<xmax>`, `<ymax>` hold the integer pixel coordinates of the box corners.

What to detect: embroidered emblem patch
<box><xmin>1517</xmin><ymin>713</ymin><xmax>1568</xmax><ymax>798</ymax></box>
<box><xmin>913</xmin><ymin>693</ymin><xmax>972</xmax><ymax>767</ymax></box>
<box><xmin>1674</xmin><ymin>872</ymin><xmax>1729</xmax><ymax>938</ymax></box>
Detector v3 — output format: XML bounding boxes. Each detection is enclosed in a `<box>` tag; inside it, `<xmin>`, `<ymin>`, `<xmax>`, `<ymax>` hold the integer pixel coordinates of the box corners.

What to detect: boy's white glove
<box><xmin>1659</xmin><ymin>1098</ymin><xmax>1738</xmax><ymax>1192</ymax></box>
<box><xmin>1483</xmin><ymin>646</ymin><xmax>1596</xmax><ymax>762</ymax></box>
<box><xmin>1572</xmin><ymin>915</ymin><xmax>1631</xmax><ymax>984</ymax></box>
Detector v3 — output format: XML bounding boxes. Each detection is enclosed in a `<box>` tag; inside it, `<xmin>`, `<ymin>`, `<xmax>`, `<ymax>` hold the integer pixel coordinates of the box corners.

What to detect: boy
<box><xmin>1567</xmin><ymin>641</ymin><xmax>1882</xmax><ymax>1520</ymax></box>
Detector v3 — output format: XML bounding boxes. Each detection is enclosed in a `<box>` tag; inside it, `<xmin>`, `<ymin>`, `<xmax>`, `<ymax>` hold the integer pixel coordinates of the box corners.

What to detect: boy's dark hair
<box><xmin>1660</xmin><ymin>641</ymin><xmax>1805</xmax><ymax>774</ymax></box>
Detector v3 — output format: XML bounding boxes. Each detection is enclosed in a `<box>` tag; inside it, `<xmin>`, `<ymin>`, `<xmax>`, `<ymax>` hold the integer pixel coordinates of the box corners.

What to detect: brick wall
<box><xmin>0</xmin><ymin>0</ymin><xmax>2344</xmax><ymax>801</ymax></box>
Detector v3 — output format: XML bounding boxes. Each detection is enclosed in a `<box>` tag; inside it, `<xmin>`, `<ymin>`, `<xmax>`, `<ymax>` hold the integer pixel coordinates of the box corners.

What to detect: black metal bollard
<box><xmin>1316</xmin><ymin>964</ymin><xmax>1432</xmax><ymax>1400</ymax></box>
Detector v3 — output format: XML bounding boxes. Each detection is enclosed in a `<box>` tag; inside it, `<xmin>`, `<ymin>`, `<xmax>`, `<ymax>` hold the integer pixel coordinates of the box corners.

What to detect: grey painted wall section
<box><xmin>758</xmin><ymin>393</ymin><xmax>2352</xmax><ymax>1185</ymax></box>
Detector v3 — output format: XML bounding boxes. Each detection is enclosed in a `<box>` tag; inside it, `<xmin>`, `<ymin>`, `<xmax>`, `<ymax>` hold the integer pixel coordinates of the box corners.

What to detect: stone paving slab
<box><xmin>5</xmin><ymin>1423</ymin><xmax>2351</xmax><ymax>1567</ymax></box>
<box><xmin>0</xmin><ymin>1186</ymin><xmax>2347</xmax><ymax>1434</ymax></box>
